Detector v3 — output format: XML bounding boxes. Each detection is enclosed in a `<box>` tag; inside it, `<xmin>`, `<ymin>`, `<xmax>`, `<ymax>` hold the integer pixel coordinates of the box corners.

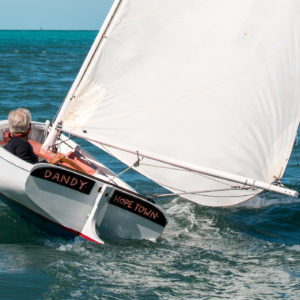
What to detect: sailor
<box><xmin>4</xmin><ymin>108</ymin><xmax>65</xmax><ymax>165</ymax></box>
<box><xmin>4</xmin><ymin>108</ymin><xmax>39</xmax><ymax>163</ymax></box>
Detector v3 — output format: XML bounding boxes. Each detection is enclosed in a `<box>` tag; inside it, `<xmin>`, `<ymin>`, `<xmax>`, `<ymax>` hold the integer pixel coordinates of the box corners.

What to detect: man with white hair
<box><xmin>4</xmin><ymin>108</ymin><xmax>39</xmax><ymax>163</ymax></box>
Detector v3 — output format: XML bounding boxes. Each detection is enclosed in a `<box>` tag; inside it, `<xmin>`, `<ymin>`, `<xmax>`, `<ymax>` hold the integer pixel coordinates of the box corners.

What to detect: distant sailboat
<box><xmin>0</xmin><ymin>0</ymin><xmax>299</xmax><ymax>243</ymax></box>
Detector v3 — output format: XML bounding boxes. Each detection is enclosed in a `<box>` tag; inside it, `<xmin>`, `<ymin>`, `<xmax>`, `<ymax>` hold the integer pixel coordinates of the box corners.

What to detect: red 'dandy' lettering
<box><xmin>42</xmin><ymin>169</ymin><xmax>88</xmax><ymax>191</ymax></box>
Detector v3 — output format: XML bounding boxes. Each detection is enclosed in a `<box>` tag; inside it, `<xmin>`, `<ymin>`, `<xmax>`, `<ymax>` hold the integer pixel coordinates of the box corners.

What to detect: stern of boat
<box><xmin>94</xmin><ymin>185</ymin><xmax>167</xmax><ymax>241</ymax></box>
<box><xmin>25</xmin><ymin>163</ymin><xmax>167</xmax><ymax>244</ymax></box>
<box><xmin>0</xmin><ymin>120</ymin><xmax>168</xmax><ymax>244</ymax></box>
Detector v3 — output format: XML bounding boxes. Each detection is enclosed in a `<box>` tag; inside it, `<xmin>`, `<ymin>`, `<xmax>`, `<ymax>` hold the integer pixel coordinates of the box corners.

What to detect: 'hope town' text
<box><xmin>109</xmin><ymin>190</ymin><xmax>167</xmax><ymax>226</ymax></box>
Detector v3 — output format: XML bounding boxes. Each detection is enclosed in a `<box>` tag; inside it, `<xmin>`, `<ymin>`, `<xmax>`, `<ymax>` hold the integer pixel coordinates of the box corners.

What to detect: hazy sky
<box><xmin>0</xmin><ymin>0</ymin><xmax>114</xmax><ymax>30</ymax></box>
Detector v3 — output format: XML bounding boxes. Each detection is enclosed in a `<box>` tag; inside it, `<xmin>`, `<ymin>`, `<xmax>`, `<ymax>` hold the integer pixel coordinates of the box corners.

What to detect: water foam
<box><xmin>236</xmin><ymin>194</ymin><xmax>300</xmax><ymax>209</ymax></box>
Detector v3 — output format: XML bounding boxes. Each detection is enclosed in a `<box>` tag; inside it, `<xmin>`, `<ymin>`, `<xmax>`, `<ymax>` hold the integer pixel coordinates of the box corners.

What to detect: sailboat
<box><xmin>0</xmin><ymin>0</ymin><xmax>300</xmax><ymax>244</ymax></box>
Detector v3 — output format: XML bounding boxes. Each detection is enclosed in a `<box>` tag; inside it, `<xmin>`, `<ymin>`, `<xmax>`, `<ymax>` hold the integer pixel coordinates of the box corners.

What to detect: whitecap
<box><xmin>288</xmin><ymin>245</ymin><xmax>300</xmax><ymax>252</ymax></box>
<box><xmin>236</xmin><ymin>194</ymin><xmax>300</xmax><ymax>209</ymax></box>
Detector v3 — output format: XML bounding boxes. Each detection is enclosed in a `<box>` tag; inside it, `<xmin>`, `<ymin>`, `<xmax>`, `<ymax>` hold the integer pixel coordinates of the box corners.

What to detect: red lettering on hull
<box><xmin>41</xmin><ymin>169</ymin><xmax>88</xmax><ymax>191</ymax></box>
<box><xmin>31</xmin><ymin>167</ymin><xmax>95</xmax><ymax>195</ymax></box>
<box><xmin>109</xmin><ymin>190</ymin><xmax>167</xmax><ymax>227</ymax></box>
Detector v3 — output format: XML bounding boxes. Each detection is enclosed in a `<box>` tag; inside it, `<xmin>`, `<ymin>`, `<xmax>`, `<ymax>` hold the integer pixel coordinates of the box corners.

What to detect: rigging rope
<box><xmin>107</xmin><ymin>156</ymin><xmax>141</xmax><ymax>184</ymax></box>
<box><xmin>93</xmin><ymin>149</ymin><xmax>260</xmax><ymax>198</ymax></box>
<box><xmin>139</xmin><ymin>161</ymin><xmax>234</xmax><ymax>188</ymax></box>
<box><xmin>152</xmin><ymin>185</ymin><xmax>259</xmax><ymax>199</ymax></box>
<box><xmin>54</xmin><ymin>136</ymin><xmax>267</xmax><ymax>199</ymax></box>
<box><xmin>51</xmin><ymin>135</ymin><xmax>75</xmax><ymax>152</ymax></box>
<box><xmin>153</xmin><ymin>186</ymin><xmax>255</xmax><ymax>197</ymax></box>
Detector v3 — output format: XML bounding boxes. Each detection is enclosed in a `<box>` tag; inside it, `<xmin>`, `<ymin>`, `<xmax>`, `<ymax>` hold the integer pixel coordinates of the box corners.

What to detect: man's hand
<box><xmin>48</xmin><ymin>153</ymin><xmax>65</xmax><ymax>164</ymax></box>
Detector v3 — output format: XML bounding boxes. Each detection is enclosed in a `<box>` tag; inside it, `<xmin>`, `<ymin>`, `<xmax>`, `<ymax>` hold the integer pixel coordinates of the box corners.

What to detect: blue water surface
<box><xmin>0</xmin><ymin>30</ymin><xmax>299</xmax><ymax>300</ymax></box>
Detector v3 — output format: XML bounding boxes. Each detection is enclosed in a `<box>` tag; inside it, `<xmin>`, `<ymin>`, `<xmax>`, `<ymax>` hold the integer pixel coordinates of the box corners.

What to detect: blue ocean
<box><xmin>0</xmin><ymin>30</ymin><xmax>299</xmax><ymax>299</ymax></box>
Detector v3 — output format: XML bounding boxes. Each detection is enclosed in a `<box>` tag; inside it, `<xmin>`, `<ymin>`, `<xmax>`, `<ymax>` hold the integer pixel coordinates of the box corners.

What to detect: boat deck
<box><xmin>0</xmin><ymin>131</ymin><xmax>96</xmax><ymax>176</ymax></box>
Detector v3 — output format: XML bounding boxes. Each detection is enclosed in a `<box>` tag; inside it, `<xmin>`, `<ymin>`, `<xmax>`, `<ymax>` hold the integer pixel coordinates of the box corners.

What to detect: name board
<box><xmin>31</xmin><ymin>167</ymin><xmax>95</xmax><ymax>195</ymax></box>
<box><xmin>109</xmin><ymin>190</ymin><xmax>167</xmax><ymax>227</ymax></box>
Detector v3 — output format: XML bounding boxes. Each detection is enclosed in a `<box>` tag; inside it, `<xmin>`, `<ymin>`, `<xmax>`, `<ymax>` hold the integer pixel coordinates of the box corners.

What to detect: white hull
<box><xmin>0</xmin><ymin>121</ymin><xmax>167</xmax><ymax>244</ymax></box>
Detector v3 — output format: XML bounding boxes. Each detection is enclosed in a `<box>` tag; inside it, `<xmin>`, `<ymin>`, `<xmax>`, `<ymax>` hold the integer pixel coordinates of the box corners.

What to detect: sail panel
<box><xmin>62</xmin><ymin>0</ymin><xmax>300</xmax><ymax>206</ymax></box>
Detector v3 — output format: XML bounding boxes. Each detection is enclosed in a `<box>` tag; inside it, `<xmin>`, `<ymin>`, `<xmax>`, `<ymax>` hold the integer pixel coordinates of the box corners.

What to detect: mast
<box><xmin>58</xmin><ymin>126</ymin><xmax>299</xmax><ymax>198</ymax></box>
<box><xmin>42</xmin><ymin>0</ymin><xmax>124</xmax><ymax>150</ymax></box>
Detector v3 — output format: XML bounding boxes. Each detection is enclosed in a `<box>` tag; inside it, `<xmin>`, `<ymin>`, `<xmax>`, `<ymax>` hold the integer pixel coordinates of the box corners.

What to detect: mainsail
<box><xmin>44</xmin><ymin>0</ymin><xmax>300</xmax><ymax>206</ymax></box>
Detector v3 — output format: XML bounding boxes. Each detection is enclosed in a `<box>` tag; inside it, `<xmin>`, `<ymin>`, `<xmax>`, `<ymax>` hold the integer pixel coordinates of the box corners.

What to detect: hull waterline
<box><xmin>0</xmin><ymin>121</ymin><xmax>168</xmax><ymax>244</ymax></box>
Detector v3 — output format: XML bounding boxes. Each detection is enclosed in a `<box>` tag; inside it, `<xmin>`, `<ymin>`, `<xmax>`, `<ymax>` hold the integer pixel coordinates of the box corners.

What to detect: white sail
<box><xmin>54</xmin><ymin>0</ymin><xmax>300</xmax><ymax>206</ymax></box>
